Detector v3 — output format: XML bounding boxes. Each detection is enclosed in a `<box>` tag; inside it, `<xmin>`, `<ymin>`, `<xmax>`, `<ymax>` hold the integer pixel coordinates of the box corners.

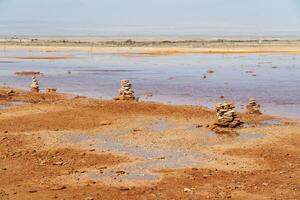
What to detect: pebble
<box><xmin>184</xmin><ymin>188</ymin><xmax>192</xmax><ymax>192</ymax></box>
<box><xmin>99</xmin><ymin>120</ymin><xmax>112</xmax><ymax>126</ymax></box>
<box><xmin>53</xmin><ymin>161</ymin><xmax>64</xmax><ymax>166</ymax></box>
<box><xmin>119</xmin><ymin>187</ymin><xmax>130</xmax><ymax>191</ymax></box>
<box><xmin>262</xmin><ymin>182</ymin><xmax>268</xmax><ymax>186</ymax></box>
<box><xmin>50</xmin><ymin>185</ymin><xmax>67</xmax><ymax>191</ymax></box>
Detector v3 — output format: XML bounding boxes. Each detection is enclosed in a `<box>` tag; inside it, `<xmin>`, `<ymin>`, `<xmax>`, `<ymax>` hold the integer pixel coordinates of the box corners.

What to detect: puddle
<box><xmin>208</xmin><ymin>131</ymin><xmax>265</xmax><ymax>140</ymax></box>
<box><xmin>260</xmin><ymin>119</ymin><xmax>283</xmax><ymax>126</ymax></box>
<box><xmin>0</xmin><ymin>101</ymin><xmax>31</xmax><ymax>110</ymax></box>
<box><xmin>62</xmin><ymin>132</ymin><xmax>208</xmax><ymax>184</ymax></box>
<box><xmin>12</xmin><ymin>101</ymin><xmax>32</xmax><ymax>105</ymax></box>
<box><xmin>147</xmin><ymin>120</ymin><xmax>170</xmax><ymax>132</ymax></box>
<box><xmin>0</xmin><ymin>104</ymin><xmax>11</xmax><ymax>110</ymax></box>
<box><xmin>239</xmin><ymin>133</ymin><xmax>266</xmax><ymax>139</ymax></box>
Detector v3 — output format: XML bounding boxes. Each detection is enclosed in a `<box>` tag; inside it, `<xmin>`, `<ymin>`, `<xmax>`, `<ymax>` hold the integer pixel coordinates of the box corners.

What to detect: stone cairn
<box><xmin>214</xmin><ymin>102</ymin><xmax>242</xmax><ymax>128</ymax></box>
<box><xmin>31</xmin><ymin>76</ymin><xmax>39</xmax><ymax>92</ymax></box>
<box><xmin>246</xmin><ymin>98</ymin><xmax>261</xmax><ymax>114</ymax></box>
<box><xmin>114</xmin><ymin>80</ymin><xmax>136</xmax><ymax>101</ymax></box>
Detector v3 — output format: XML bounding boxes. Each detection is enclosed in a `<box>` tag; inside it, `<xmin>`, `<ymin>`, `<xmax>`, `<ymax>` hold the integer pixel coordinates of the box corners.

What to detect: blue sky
<box><xmin>0</xmin><ymin>0</ymin><xmax>300</xmax><ymax>37</ymax></box>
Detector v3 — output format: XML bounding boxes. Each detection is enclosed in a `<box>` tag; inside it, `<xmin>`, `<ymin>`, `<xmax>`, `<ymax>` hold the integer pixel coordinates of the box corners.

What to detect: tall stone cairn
<box><xmin>246</xmin><ymin>98</ymin><xmax>261</xmax><ymax>114</ymax></box>
<box><xmin>214</xmin><ymin>102</ymin><xmax>242</xmax><ymax>128</ymax></box>
<box><xmin>115</xmin><ymin>80</ymin><xmax>135</xmax><ymax>101</ymax></box>
<box><xmin>31</xmin><ymin>76</ymin><xmax>39</xmax><ymax>92</ymax></box>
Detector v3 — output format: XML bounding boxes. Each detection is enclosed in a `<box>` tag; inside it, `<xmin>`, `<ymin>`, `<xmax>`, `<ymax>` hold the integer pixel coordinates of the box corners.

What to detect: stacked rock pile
<box><xmin>246</xmin><ymin>98</ymin><xmax>261</xmax><ymax>114</ymax></box>
<box><xmin>214</xmin><ymin>102</ymin><xmax>242</xmax><ymax>128</ymax></box>
<box><xmin>31</xmin><ymin>76</ymin><xmax>39</xmax><ymax>92</ymax></box>
<box><xmin>114</xmin><ymin>80</ymin><xmax>136</xmax><ymax>101</ymax></box>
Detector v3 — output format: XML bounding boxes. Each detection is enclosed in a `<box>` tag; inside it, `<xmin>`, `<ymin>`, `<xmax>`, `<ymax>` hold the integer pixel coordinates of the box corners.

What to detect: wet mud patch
<box><xmin>0</xmin><ymin>101</ymin><xmax>32</xmax><ymax>110</ymax></box>
<box><xmin>260</xmin><ymin>119</ymin><xmax>284</xmax><ymax>126</ymax></box>
<box><xmin>61</xmin><ymin>131</ymin><xmax>211</xmax><ymax>185</ymax></box>
<box><xmin>207</xmin><ymin>130</ymin><xmax>266</xmax><ymax>141</ymax></box>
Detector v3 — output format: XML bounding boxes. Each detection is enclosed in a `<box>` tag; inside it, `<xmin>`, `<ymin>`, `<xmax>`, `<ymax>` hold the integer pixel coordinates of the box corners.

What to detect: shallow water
<box><xmin>0</xmin><ymin>101</ymin><xmax>31</xmax><ymax>109</ymax></box>
<box><xmin>260</xmin><ymin>119</ymin><xmax>283</xmax><ymax>126</ymax></box>
<box><xmin>207</xmin><ymin>131</ymin><xmax>266</xmax><ymax>140</ymax></box>
<box><xmin>1</xmin><ymin>50</ymin><xmax>300</xmax><ymax>118</ymax></box>
<box><xmin>62</xmin><ymin>131</ymin><xmax>208</xmax><ymax>183</ymax></box>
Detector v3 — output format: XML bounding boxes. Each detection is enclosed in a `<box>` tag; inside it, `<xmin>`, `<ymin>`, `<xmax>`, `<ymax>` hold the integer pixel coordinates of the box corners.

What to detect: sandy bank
<box><xmin>1</xmin><ymin>39</ymin><xmax>300</xmax><ymax>56</ymax></box>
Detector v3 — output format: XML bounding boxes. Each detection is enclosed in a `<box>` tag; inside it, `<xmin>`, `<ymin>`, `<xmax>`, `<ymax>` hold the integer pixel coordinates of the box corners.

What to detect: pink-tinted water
<box><xmin>0</xmin><ymin>49</ymin><xmax>300</xmax><ymax>118</ymax></box>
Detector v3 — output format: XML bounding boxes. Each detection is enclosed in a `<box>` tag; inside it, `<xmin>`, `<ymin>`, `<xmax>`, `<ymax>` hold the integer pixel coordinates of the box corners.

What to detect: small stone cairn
<box><xmin>246</xmin><ymin>98</ymin><xmax>261</xmax><ymax>114</ymax></box>
<box><xmin>31</xmin><ymin>76</ymin><xmax>39</xmax><ymax>92</ymax></box>
<box><xmin>114</xmin><ymin>80</ymin><xmax>136</xmax><ymax>101</ymax></box>
<box><xmin>214</xmin><ymin>102</ymin><xmax>242</xmax><ymax>128</ymax></box>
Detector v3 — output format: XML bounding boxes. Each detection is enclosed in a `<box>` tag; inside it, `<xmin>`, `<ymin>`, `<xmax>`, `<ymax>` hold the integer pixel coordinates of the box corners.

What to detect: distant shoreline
<box><xmin>1</xmin><ymin>38</ymin><xmax>300</xmax><ymax>55</ymax></box>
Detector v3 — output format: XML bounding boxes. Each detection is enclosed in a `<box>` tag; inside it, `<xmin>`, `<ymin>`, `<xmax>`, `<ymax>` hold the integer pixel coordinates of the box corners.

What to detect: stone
<box><xmin>114</xmin><ymin>80</ymin><xmax>136</xmax><ymax>101</ymax></box>
<box><xmin>115</xmin><ymin>170</ymin><xmax>127</xmax><ymax>176</ymax></box>
<box><xmin>214</xmin><ymin>102</ymin><xmax>242</xmax><ymax>128</ymax></box>
<box><xmin>50</xmin><ymin>185</ymin><xmax>66</xmax><ymax>191</ymax></box>
<box><xmin>119</xmin><ymin>187</ymin><xmax>130</xmax><ymax>191</ymax></box>
<box><xmin>46</xmin><ymin>88</ymin><xmax>57</xmax><ymax>93</ymax></box>
<box><xmin>246</xmin><ymin>98</ymin><xmax>262</xmax><ymax>114</ymax></box>
<box><xmin>53</xmin><ymin>161</ymin><xmax>64</xmax><ymax>166</ymax></box>
<box><xmin>7</xmin><ymin>90</ymin><xmax>15</xmax><ymax>95</ymax></box>
<box><xmin>99</xmin><ymin>120</ymin><xmax>112</xmax><ymax>126</ymax></box>
<box><xmin>184</xmin><ymin>188</ymin><xmax>192</xmax><ymax>192</ymax></box>
<box><xmin>31</xmin><ymin>76</ymin><xmax>39</xmax><ymax>92</ymax></box>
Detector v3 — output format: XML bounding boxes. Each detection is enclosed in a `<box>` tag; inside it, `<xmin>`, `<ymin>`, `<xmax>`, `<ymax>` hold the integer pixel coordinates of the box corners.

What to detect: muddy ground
<box><xmin>0</xmin><ymin>87</ymin><xmax>299</xmax><ymax>200</ymax></box>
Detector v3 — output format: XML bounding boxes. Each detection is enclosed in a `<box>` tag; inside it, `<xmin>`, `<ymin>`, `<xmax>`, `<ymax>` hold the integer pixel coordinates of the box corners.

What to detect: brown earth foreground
<box><xmin>0</xmin><ymin>87</ymin><xmax>299</xmax><ymax>200</ymax></box>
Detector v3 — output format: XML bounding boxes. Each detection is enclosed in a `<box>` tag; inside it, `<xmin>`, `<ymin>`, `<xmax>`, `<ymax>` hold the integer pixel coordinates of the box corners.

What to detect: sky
<box><xmin>0</xmin><ymin>0</ymin><xmax>300</xmax><ymax>37</ymax></box>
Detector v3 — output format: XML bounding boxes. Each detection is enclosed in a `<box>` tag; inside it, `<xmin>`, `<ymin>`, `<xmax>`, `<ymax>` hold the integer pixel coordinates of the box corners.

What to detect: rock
<box><xmin>28</xmin><ymin>189</ymin><xmax>38</xmax><ymax>193</ymax></box>
<box><xmin>119</xmin><ymin>187</ymin><xmax>130</xmax><ymax>191</ymax></box>
<box><xmin>46</xmin><ymin>88</ymin><xmax>57</xmax><ymax>93</ymax></box>
<box><xmin>195</xmin><ymin>124</ymin><xmax>203</xmax><ymax>128</ymax></box>
<box><xmin>53</xmin><ymin>161</ymin><xmax>64</xmax><ymax>166</ymax></box>
<box><xmin>184</xmin><ymin>188</ymin><xmax>192</xmax><ymax>192</ymax></box>
<box><xmin>100</xmin><ymin>120</ymin><xmax>112</xmax><ymax>126</ymax></box>
<box><xmin>214</xmin><ymin>102</ymin><xmax>243</xmax><ymax>128</ymax></box>
<box><xmin>31</xmin><ymin>76</ymin><xmax>39</xmax><ymax>92</ymax></box>
<box><xmin>50</xmin><ymin>185</ymin><xmax>67</xmax><ymax>191</ymax></box>
<box><xmin>246</xmin><ymin>98</ymin><xmax>262</xmax><ymax>114</ymax></box>
<box><xmin>85</xmin><ymin>180</ymin><xmax>96</xmax><ymax>186</ymax></box>
<box><xmin>7</xmin><ymin>90</ymin><xmax>15</xmax><ymax>95</ymax></box>
<box><xmin>114</xmin><ymin>80</ymin><xmax>136</xmax><ymax>101</ymax></box>
<box><xmin>115</xmin><ymin>170</ymin><xmax>127</xmax><ymax>175</ymax></box>
<box><xmin>203</xmin><ymin>174</ymin><xmax>209</xmax><ymax>179</ymax></box>
<box><xmin>262</xmin><ymin>182</ymin><xmax>268</xmax><ymax>186</ymax></box>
